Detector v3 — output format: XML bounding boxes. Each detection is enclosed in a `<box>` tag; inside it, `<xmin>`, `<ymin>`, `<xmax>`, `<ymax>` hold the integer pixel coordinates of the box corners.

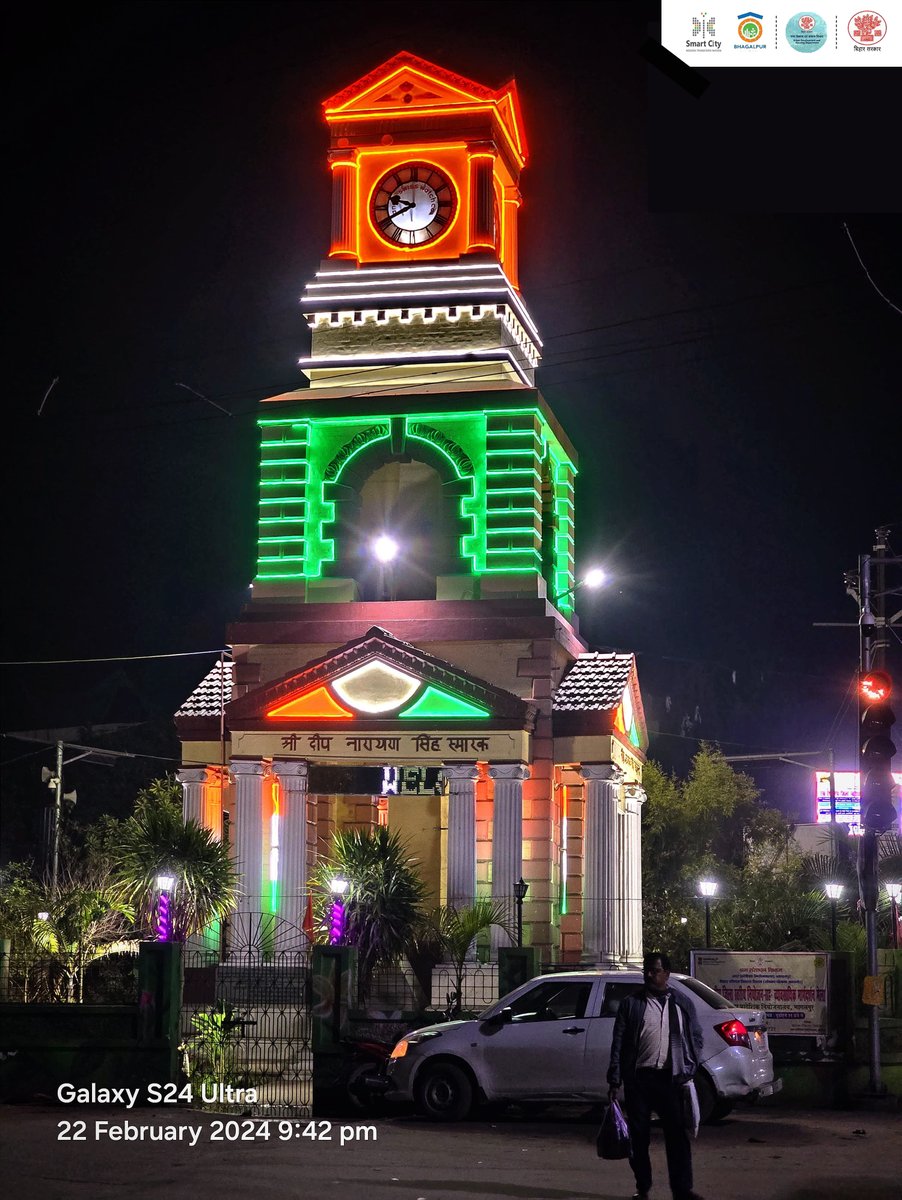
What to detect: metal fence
<box><xmin>1</xmin><ymin>953</ymin><xmax>138</xmax><ymax>1004</ymax></box>
<box><xmin>181</xmin><ymin>921</ymin><xmax>313</xmax><ymax>1118</ymax></box>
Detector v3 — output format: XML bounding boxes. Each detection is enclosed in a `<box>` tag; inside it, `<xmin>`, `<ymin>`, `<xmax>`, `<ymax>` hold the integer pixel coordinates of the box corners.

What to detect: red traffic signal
<box><xmin>860</xmin><ymin>670</ymin><xmax>892</xmax><ymax>703</ymax></box>
<box><xmin>859</xmin><ymin>670</ymin><xmax>897</xmax><ymax>834</ymax></box>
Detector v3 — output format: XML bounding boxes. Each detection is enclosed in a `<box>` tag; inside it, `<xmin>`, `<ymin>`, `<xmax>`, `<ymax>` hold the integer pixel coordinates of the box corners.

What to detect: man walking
<box><xmin>607</xmin><ymin>952</ymin><xmax>705</xmax><ymax>1200</ymax></box>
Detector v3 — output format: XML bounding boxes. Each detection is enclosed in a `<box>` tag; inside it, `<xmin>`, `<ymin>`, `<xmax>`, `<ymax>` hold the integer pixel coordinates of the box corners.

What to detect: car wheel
<box><xmin>415</xmin><ymin>1062</ymin><xmax>474</xmax><ymax>1121</ymax></box>
<box><xmin>694</xmin><ymin>1072</ymin><xmax>729</xmax><ymax>1124</ymax></box>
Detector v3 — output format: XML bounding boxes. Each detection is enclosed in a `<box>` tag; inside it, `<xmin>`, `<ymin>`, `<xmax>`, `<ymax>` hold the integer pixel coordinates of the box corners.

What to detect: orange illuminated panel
<box><xmin>355</xmin><ymin>146</ymin><xmax>468</xmax><ymax>262</ymax></box>
<box><xmin>266</xmin><ymin>686</ymin><xmax>353</xmax><ymax>720</ymax></box>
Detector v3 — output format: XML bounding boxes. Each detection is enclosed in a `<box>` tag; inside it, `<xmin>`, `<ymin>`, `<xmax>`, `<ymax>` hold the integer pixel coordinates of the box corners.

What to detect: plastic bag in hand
<box><xmin>596</xmin><ymin>1099</ymin><xmax>631</xmax><ymax>1159</ymax></box>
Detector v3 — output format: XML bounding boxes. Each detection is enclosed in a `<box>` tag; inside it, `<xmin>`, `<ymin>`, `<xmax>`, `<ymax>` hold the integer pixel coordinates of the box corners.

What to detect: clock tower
<box><xmin>177</xmin><ymin>53</ymin><xmax>647</xmax><ymax>968</ymax></box>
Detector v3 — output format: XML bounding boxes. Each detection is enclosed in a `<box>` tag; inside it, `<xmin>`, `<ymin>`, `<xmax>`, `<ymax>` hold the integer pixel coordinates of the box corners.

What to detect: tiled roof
<box><xmin>552</xmin><ymin>652</ymin><xmax>634</xmax><ymax>712</ymax></box>
<box><xmin>175</xmin><ymin>659</ymin><xmax>233</xmax><ymax>718</ymax></box>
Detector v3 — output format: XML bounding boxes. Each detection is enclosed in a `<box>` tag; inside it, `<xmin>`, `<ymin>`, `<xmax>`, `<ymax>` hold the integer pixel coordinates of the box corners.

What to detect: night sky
<box><xmin>3</xmin><ymin>2</ymin><xmax>900</xmax><ymax>844</ymax></box>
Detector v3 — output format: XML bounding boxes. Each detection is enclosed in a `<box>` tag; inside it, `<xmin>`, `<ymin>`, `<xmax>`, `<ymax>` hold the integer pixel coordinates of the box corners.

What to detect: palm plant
<box><xmin>310</xmin><ymin>827</ymin><xmax>428</xmax><ymax>1000</ymax></box>
<box><xmin>112</xmin><ymin>782</ymin><xmax>239</xmax><ymax>941</ymax></box>
<box><xmin>33</xmin><ymin>869</ymin><xmax>135</xmax><ymax>1002</ymax></box>
<box><xmin>417</xmin><ymin>899</ymin><xmax>514</xmax><ymax>1016</ymax></box>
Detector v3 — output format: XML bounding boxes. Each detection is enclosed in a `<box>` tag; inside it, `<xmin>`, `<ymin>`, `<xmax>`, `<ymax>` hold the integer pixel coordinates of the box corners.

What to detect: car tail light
<box><xmin>715</xmin><ymin>1019</ymin><xmax>751</xmax><ymax>1049</ymax></box>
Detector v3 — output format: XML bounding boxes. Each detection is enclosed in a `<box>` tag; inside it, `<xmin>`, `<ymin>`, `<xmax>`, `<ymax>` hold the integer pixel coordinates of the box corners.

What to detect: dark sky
<box><xmin>3</xmin><ymin>2</ymin><xmax>900</xmax><ymax>825</ymax></box>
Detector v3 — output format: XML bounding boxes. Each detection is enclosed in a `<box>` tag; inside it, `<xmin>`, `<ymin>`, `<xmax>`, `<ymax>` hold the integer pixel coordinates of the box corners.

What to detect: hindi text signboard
<box><xmin>691</xmin><ymin>950</ymin><xmax>829</xmax><ymax>1036</ymax></box>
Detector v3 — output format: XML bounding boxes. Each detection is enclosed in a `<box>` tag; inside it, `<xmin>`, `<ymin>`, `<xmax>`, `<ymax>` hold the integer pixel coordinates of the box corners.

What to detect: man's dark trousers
<box><xmin>623</xmin><ymin>1067</ymin><xmax>693</xmax><ymax>1198</ymax></box>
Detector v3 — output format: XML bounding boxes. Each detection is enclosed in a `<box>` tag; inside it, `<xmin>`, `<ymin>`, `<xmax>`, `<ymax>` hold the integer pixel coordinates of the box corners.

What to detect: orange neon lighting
<box><xmin>613</xmin><ymin>703</ymin><xmax>627</xmax><ymax>736</ymax></box>
<box><xmin>266</xmin><ymin>686</ymin><xmax>353</xmax><ymax>719</ymax></box>
<box><xmin>328</xmin><ymin>104</ymin><xmax>525</xmax><ymax>168</ymax></box>
<box><xmin>359</xmin><ymin>150</ymin><xmax>464</xmax><ymax>256</ymax></box>
<box><xmin>322</xmin><ymin>53</ymin><xmax>527</xmax><ymax>165</ymax></box>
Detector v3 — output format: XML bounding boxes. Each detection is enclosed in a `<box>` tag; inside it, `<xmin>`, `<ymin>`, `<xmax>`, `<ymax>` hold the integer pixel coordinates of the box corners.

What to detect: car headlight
<box><xmin>390</xmin><ymin>1031</ymin><xmax>443</xmax><ymax>1059</ymax></box>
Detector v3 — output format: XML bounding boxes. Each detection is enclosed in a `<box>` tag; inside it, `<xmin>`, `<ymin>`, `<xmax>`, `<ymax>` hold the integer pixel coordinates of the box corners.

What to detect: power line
<box><xmin>1</xmin><ymin>648</ymin><xmax>229</xmax><ymax>666</ymax></box>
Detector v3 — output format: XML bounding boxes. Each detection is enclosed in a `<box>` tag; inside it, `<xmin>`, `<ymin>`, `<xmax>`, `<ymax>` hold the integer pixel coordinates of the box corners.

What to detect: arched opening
<box><xmin>333</xmin><ymin>459</ymin><xmax>460</xmax><ymax>600</ymax></box>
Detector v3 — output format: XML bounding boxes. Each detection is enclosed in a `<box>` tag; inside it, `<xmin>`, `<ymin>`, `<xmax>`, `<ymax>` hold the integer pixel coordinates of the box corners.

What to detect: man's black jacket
<box><xmin>607</xmin><ymin>987</ymin><xmax>705</xmax><ymax>1088</ymax></box>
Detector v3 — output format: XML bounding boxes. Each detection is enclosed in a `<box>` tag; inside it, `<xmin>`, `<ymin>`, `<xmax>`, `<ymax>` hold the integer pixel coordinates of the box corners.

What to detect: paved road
<box><xmin>2</xmin><ymin>1103</ymin><xmax>899</xmax><ymax>1200</ymax></box>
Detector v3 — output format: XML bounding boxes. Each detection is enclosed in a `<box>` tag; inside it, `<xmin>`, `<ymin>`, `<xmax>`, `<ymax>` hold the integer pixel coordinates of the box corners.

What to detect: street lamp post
<box><xmin>552</xmin><ymin>566</ymin><xmax>608</xmax><ymax>608</ymax></box>
<box><xmin>156</xmin><ymin>873</ymin><xmax>175</xmax><ymax>942</ymax></box>
<box><xmin>329</xmin><ymin>878</ymin><xmax>349</xmax><ymax>944</ymax></box>
<box><xmin>513</xmin><ymin>877</ymin><xmax>529</xmax><ymax>947</ymax></box>
<box><xmin>824</xmin><ymin>883</ymin><xmax>843</xmax><ymax>952</ymax></box>
<box><xmin>887</xmin><ymin>883</ymin><xmax>902</xmax><ymax>951</ymax></box>
<box><xmin>698</xmin><ymin>879</ymin><xmax>718</xmax><ymax>948</ymax></box>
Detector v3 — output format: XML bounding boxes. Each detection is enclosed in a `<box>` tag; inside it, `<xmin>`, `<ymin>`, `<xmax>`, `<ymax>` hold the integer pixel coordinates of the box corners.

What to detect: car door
<box><xmin>584</xmin><ymin>978</ymin><xmax>642</xmax><ymax>1085</ymax></box>
<box><xmin>476</xmin><ymin>978</ymin><xmax>601</xmax><ymax>1098</ymax></box>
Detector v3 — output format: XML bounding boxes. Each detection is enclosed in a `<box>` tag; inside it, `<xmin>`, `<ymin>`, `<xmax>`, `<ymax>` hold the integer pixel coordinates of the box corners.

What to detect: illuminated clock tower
<box><xmin>177</xmin><ymin>53</ymin><xmax>647</xmax><ymax>967</ymax></box>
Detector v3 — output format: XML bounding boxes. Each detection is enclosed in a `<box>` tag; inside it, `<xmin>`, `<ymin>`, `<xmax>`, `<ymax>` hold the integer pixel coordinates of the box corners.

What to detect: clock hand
<box><xmin>390</xmin><ymin>199</ymin><xmax>416</xmax><ymax>214</ymax></box>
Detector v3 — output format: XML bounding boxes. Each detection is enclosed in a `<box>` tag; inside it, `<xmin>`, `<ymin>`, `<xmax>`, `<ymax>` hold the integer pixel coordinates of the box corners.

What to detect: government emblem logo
<box><xmin>848</xmin><ymin>11</ymin><xmax>886</xmax><ymax>44</ymax></box>
<box><xmin>785</xmin><ymin>11</ymin><xmax>829</xmax><ymax>52</ymax></box>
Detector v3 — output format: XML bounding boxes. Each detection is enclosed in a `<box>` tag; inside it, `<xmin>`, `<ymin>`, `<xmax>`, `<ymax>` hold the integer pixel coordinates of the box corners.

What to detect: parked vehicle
<box><xmin>385</xmin><ymin>970</ymin><xmax>781</xmax><ymax>1122</ymax></box>
<box><xmin>339</xmin><ymin>1036</ymin><xmax>394</xmax><ymax>1113</ymax></box>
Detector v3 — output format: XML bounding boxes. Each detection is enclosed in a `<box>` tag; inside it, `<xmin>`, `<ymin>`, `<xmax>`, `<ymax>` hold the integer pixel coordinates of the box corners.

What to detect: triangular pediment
<box><xmin>227</xmin><ymin>626</ymin><xmax>533</xmax><ymax>728</ymax></box>
<box><xmin>323</xmin><ymin>52</ymin><xmax>527</xmax><ymax>165</ymax></box>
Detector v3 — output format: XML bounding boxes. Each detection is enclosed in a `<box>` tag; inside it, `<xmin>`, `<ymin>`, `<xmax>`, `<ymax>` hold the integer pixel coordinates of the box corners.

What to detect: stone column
<box><xmin>204</xmin><ymin>766</ymin><xmax>226</xmax><ymax>841</ymax></box>
<box><xmin>230</xmin><ymin>759</ymin><xmax>269</xmax><ymax>950</ymax></box>
<box><xmin>489</xmin><ymin>763</ymin><xmax>529</xmax><ymax>951</ymax></box>
<box><xmin>442</xmin><ymin>763</ymin><xmax>479</xmax><ymax>908</ymax></box>
<box><xmin>271</xmin><ymin>760</ymin><xmax>309</xmax><ymax>950</ymax></box>
<box><xmin>580</xmin><ymin>765</ymin><xmax>624</xmax><ymax>965</ymax></box>
<box><xmin>329</xmin><ymin>151</ymin><xmax>357</xmax><ymax>259</ymax></box>
<box><xmin>468</xmin><ymin>145</ymin><xmax>496</xmax><ymax>251</ymax></box>
<box><xmin>177</xmin><ymin>767</ymin><xmax>207</xmax><ymax>826</ymax></box>
<box><xmin>623</xmin><ymin>785</ymin><xmax>646</xmax><ymax>966</ymax></box>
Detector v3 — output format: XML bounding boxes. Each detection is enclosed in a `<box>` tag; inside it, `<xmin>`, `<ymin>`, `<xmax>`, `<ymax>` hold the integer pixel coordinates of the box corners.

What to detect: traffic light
<box><xmin>859</xmin><ymin>670</ymin><xmax>897</xmax><ymax>834</ymax></box>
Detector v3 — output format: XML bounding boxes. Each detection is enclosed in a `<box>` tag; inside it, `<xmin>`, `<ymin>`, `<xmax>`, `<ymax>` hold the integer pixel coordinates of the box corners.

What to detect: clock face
<box><xmin>371</xmin><ymin>163</ymin><xmax>456</xmax><ymax>246</ymax></box>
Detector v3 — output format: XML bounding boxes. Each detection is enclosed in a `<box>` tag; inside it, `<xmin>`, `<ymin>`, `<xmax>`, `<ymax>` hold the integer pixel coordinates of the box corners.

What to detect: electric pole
<box><xmin>855</xmin><ymin>527</ymin><xmax>901</xmax><ymax>1097</ymax></box>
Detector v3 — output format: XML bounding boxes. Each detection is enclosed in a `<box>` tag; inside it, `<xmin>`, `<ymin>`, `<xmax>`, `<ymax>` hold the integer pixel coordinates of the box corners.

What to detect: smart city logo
<box><xmin>687</xmin><ymin>12</ymin><xmax>722</xmax><ymax>50</ymax></box>
<box><xmin>785</xmin><ymin>11</ymin><xmax>829</xmax><ymax>52</ymax></box>
<box><xmin>735</xmin><ymin>12</ymin><xmax>766</xmax><ymax>49</ymax></box>
<box><xmin>848</xmin><ymin>11</ymin><xmax>886</xmax><ymax>49</ymax></box>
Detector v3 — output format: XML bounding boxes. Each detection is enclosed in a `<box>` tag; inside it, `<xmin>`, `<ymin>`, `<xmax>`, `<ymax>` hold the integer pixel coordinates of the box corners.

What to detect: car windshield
<box><xmin>677</xmin><ymin>976</ymin><xmax>735</xmax><ymax>1010</ymax></box>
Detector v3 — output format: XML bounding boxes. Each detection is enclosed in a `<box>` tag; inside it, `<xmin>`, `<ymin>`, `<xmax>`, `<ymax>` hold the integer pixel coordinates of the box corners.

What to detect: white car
<box><xmin>386</xmin><ymin>970</ymin><xmax>781</xmax><ymax>1121</ymax></box>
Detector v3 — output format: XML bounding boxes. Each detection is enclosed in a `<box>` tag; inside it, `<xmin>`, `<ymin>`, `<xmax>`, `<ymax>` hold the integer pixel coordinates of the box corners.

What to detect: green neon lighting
<box><xmin>330</xmin><ymin>428</ymin><xmax>391</xmax><ymax>482</ymax></box>
<box><xmin>398</xmin><ymin>685</ymin><xmax>491</xmax><ymax>719</ymax></box>
<box><xmin>253</xmin><ymin>404</ymin><xmax>576</xmax><ymax>590</ymax></box>
<box><xmin>406</xmin><ymin>425</ymin><xmax>466</xmax><ymax>479</ymax></box>
<box><xmin>269</xmin><ymin>879</ymin><xmax>279</xmax><ymax>915</ymax></box>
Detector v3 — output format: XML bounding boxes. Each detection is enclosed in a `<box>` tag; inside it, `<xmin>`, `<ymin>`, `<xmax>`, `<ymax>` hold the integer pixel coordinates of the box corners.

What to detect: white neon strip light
<box><xmin>303</xmin><ymin>287</ymin><xmax>541</xmax><ymax>341</ymax></box>
<box><xmin>307</xmin><ymin>273</ymin><xmax>505</xmax><ymax>290</ymax></box>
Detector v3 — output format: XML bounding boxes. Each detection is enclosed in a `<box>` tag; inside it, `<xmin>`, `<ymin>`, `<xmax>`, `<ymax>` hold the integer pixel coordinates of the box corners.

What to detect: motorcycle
<box><xmin>340</xmin><ymin>1036</ymin><xmax>394</xmax><ymax>1113</ymax></box>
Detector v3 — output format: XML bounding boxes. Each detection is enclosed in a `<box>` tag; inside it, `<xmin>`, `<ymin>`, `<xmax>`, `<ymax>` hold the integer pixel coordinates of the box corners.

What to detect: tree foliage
<box><xmin>310</xmin><ymin>826</ymin><xmax>428</xmax><ymax>997</ymax></box>
<box><xmin>111</xmin><ymin>777</ymin><xmax>239</xmax><ymax>941</ymax></box>
<box><xmin>416</xmin><ymin>899</ymin><xmax>514</xmax><ymax>1016</ymax></box>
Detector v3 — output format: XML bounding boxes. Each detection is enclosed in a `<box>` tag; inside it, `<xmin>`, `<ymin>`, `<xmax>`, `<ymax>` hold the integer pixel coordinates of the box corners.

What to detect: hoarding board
<box><xmin>691</xmin><ymin>950</ymin><xmax>828</xmax><ymax>1036</ymax></box>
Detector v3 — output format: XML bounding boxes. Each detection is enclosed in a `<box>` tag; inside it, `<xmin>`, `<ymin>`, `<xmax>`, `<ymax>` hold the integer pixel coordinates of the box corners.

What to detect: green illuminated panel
<box><xmin>253</xmin><ymin>404</ymin><xmax>576</xmax><ymax>594</ymax></box>
<box><xmin>398</xmin><ymin>685</ymin><xmax>490</xmax><ymax>719</ymax></box>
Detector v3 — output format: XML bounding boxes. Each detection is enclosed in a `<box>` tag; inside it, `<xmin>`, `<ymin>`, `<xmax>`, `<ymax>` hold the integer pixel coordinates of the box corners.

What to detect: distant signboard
<box><xmin>814</xmin><ymin>770</ymin><xmax>902</xmax><ymax>835</ymax></box>
<box><xmin>691</xmin><ymin>951</ymin><xmax>829</xmax><ymax>1036</ymax></box>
